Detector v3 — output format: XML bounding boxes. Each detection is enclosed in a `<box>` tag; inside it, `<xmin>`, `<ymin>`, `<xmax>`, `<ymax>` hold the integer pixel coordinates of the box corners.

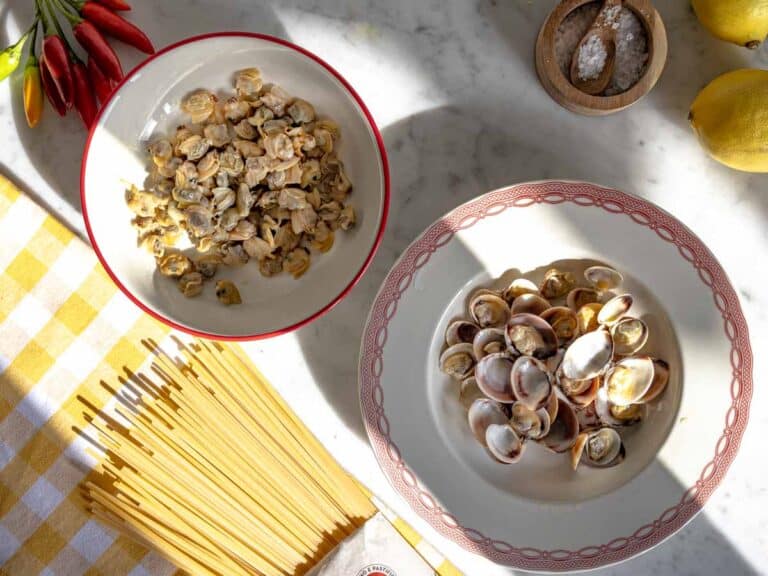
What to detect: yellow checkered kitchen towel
<box><xmin>0</xmin><ymin>176</ymin><xmax>460</xmax><ymax>576</ymax></box>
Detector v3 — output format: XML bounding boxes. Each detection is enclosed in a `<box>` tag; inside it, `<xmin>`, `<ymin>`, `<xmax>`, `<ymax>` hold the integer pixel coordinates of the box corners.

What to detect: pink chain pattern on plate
<box><xmin>359</xmin><ymin>181</ymin><xmax>753</xmax><ymax>571</ymax></box>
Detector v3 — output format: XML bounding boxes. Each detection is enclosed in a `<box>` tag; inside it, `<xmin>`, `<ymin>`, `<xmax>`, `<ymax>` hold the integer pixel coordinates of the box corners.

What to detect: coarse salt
<box><xmin>577</xmin><ymin>34</ymin><xmax>608</xmax><ymax>81</ymax></box>
<box><xmin>555</xmin><ymin>1</ymin><xmax>649</xmax><ymax>95</ymax></box>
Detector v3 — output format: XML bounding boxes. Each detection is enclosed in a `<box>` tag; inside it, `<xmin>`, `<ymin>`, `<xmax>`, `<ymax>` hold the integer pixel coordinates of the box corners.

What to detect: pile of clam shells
<box><xmin>126</xmin><ymin>67</ymin><xmax>354</xmax><ymax>305</ymax></box>
<box><xmin>440</xmin><ymin>265</ymin><xmax>670</xmax><ymax>470</ymax></box>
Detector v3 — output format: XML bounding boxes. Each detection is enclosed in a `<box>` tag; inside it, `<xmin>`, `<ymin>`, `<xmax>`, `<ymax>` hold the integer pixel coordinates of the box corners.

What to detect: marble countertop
<box><xmin>1</xmin><ymin>0</ymin><xmax>766</xmax><ymax>574</ymax></box>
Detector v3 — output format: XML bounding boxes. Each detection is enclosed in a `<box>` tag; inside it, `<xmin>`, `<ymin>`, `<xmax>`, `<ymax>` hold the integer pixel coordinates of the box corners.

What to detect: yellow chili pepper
<box><xmin>24</xmin><ymin>56</ymin><xmax>44</xmax><ymax>128</ymax></box>
<box><xmin>0</xmin><ymin>33</ymin><xmax>29</xmax><ymax>82</ymax></box>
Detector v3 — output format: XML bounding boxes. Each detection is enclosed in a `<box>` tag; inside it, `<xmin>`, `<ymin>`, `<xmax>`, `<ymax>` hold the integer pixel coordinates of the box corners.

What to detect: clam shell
<box><xmin>510</xmin><ymin>293</ymin><xmax>551</xmax><ymax>316</ymax></box>
<box><xmin>541</xmin><ymin>306</ymin><xmax>579</xmax><ymax>345</ymax></box>
<box><xmin>595</xmin><ymin>387</ymin><xmax>647</xmax><ymax>426</ymax></box>
<box><xmin>597</xmin><ymin>294</ymin><xmax>633</xmax><ymax>325</ymax></box>
<box><xmin>540</xmin><ymin>394</ymin><xmax>579</xmax><ymax>453</ymax></box>
<box><xmin>611</xmin><ymin>317</ymin><xmax>649</xmax><ymax>356</ymax></box>
<box><xmin>539</xmin><ymin>268</ymin><xmax>576</xmax><ymax>300</ymax></box>
<box><xmin>439</xmin><ymin>343</ymin><xmax>476</xmax><ymax>380</ymax></box>
<box><xmin>584</xmin><ymin>265</ymin><xmax>623</xmax><ymax>291</ymax></box>
<box><xmin>570</xmin><ymin>432</ymin><xmax>589</xmax><ymax>470</ymax></box>
<box><xmin>502</xmin><ymin>278</ymin><xmax>540</xmax><ymax>304</ymax></box>
<box><xmin>485</xmin><ymin>423</ymin><xmax>525</xmax><ymax>464</ymax></box>
<box><xmin>510</xmin><ymin>402</ymin><xmax>551</xmax><ymax>440</ymax></box>
<box><xmin>545</xmin><ymin>388</ymin><xmax>559</xmax><ymax>423</ymax></box>
<box><xmin>469</xmin><ymin>292</ymin><xmax>510</xmax><ymax>328</ymax></box>
<box><xmin>505</xmin><ymin>313</ymin><xmax>558</xmax><ymax>359</ymax></box>
<box><xmin>583</xmin><ymin>427</ymin><xmax>623</xmax><ymax>468</ymax></box>
<box><xmin>446</xmin><ymin>320</ymin><xmax>481</xmax><ymax>347</ymax></box>
<box><xmin>566</xmin><ymin>287</ymin><xmax>600</xmax><ymax>311</ymax></box>
<box><xmin>639</xmin><ymin>358</ymin><xmax>670</xmax><ymax>403</ymax></box>
<box><xmin>468</xmin><ymin>399</ymin><xmax>508</xmax><ymax>445</ymax></box>
<box><xmin>510</xmin><ymin>356</ymin><xmax>552</xmax><ymax>410</ymax></box>
<box><xmin>472</xmin><ymin>328</ymin><xmax>507</xmax><ymax>360</ymax></box>
<box><xmin>459</xmin><ymin>376</ymin><xmax>486</xmax><ymax>410</ymax></box>
<box><xmin>568</xmin><ymin>376</ymin><xmax>601</xmax><ymax>407</ymax></box>
<box><xmin>561</xmin><ymin>328</ymin><xmax>614</xmax><ymax>380</ymax></box>
<box><xmin>576</xmin><ymin>302</ymin><xmax>603</xmax><ymax>333</ymax></box>
<box><xmin>605</xmin><ymin>355</ymin><xmax>654</xmax><ymax>405</ymax></box>
<box><xmin>475</xmin><ymin>352</ymin><xmax>516</xmax><ymax>403</ymax></box>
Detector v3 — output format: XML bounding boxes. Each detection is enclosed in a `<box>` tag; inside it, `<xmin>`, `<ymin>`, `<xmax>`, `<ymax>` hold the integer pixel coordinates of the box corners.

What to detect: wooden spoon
<box><xmin>570</xmin><ymin>0</ymin><xmax>622</xmax><ymax>95</ymax></box>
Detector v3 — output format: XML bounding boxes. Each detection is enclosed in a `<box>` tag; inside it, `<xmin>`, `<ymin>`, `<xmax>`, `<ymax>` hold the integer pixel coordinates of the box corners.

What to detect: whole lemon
<box><xmin>691</xmin><ymin>0</ymin><xmax>768</xmax><ymax>48</ymax></box>
<box><xmin>689</xmin><ymin>69</ymin><xmax>768</xmax><ymax>173</ymax></box>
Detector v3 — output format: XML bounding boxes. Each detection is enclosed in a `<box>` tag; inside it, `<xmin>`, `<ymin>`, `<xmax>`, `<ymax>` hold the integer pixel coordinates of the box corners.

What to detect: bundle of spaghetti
<box><xmin>80</xmin><ymin>338</ymin><xmax>377</xmax><ymax>576</ymax></box>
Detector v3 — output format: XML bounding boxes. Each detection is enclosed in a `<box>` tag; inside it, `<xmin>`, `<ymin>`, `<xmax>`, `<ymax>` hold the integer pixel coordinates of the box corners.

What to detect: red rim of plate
<box><xmin>359</xmin><ymin>181</ymin><xmax>753</xmax><ymax>571</ymax></box>
<box><xmin>81</xmin><ymin>32</ymin><xmax>390</xmax><ymax>341</ymax></box>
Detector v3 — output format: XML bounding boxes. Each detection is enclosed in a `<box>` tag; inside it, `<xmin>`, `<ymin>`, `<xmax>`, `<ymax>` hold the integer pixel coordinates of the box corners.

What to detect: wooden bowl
<box><xmin>535</xmin><ymin>0</ymin><xmax>667</xmax><ymax>116</ymax></box>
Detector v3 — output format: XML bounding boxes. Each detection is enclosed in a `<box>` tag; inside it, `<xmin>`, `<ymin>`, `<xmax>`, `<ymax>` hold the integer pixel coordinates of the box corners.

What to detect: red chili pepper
<box><xmin>40</xmin><ymin>56</ymin><xmax>67</xmax><ymax>116</ymax></box>
<box><xmin>93</xmin><ymin>0</ymin><xmax>131</xmax><ymax>11</ymax></box>
<box><xmin>81</xmin><ymin>3</ymin><xmax>154</xmax><ymax>54</ymax></box>
<box><xmin>73</xmin><ymin>20</ymin><xmax>123</xmax><ymax>82</ymax></box>
<box><xmin>42</xmin><ymin>35</ymin><xmax>73</xmax><ymax>108</ymax></box>
<box><xmin>72</xmin><ymin>60</ymin><xmax>97</xmax><ymax>128</ymax></box>
<box><xmin>87</xmin><ymin>57</ymin><xmax>114</xmax><ymax>105</ymax></box>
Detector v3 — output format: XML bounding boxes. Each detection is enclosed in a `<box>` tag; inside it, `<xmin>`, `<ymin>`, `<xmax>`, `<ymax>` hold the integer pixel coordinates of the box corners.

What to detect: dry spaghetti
<box><xmin>80</xmin><ymin>339</ymin><xmax>376</xmax><ymax>576</ymax></box>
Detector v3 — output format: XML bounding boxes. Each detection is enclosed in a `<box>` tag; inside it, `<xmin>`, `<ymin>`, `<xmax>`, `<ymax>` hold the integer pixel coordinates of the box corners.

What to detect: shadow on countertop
<box><xmin>3</xmin><ymin>0</ymin><xmax>286</xmax><ymax>221</ymax></box>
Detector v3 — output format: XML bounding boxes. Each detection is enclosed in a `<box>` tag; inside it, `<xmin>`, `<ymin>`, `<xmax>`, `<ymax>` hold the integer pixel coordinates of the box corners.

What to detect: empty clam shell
<box><xmin>446</xmin><ymin>319</ymin><xmax>481</xmax><ymax>346</ymax></box>
<box><xmin>505</xmin><ymin>313</ymin><xmax>559</xmax><ymax>359</ymax></box>
<box><xmin>468</xmin><ymin>399</ymin><xmax>508</xmax><ymax>445</ymax></box>
<box><xmin>568</xmin><ymin>376</ymin><xmax>601</xmax><ymax>407</ymax></box>
<box><xmin>640</xmin><ymin>358</ymin><xmax>670</xmax><ymax>403</ymax></box>
<box><xmin>584</xmin><ymin>265</ymin><xmax>623</xmax><ymax>291</ymax></box>
<box><xmin>594</xmin><ymin>387</ymin><xmax>646</xmax><ymax>427</ymax></box>
<box><xmin>570</xmin><ymin>433</ymin><xmax>588</xmax><ymax>470</ymax></box>
<box><xmin>510</xmin><ymin>402</ymin><xmax>551</xmax><ymax>440</ymax></box>
<box><xmin>544</xmin><ymin>388</ymin><xmax>559</xmax><ymax>423</ymax></box>
<box><xmin>439</xmin><ymin>343</ymin><xmax>476</xmax><ymax>380</ymax></box>
<box><xmin>472</xmin><ymin>328</ymin><xmax>507</xmax><ymax>360</ymax></box>
<box><xmin>510</xmin><ymin>293</ymin><xmax>551</xmax><ymax>316</ymax></box>
<box><xmin>511</xmin><ymin>356</ymin><xmax>552</xmax><ymax>410</ymax></box>
<box><xmin>540</xmin><ymin>394</ymin><xmax>579</xmax><ymax>453</ymax></box>
<box><xmin>576</xmin><ymin>302</ymin><xmax>603</xmax><ymax>333</ymax></box>
<box><xmin>566</xmin><ymin>287</ymin><xmax>600</xmax><ymax>311</ymax></box>
<box><xmin>609</xmin><ymin>402</ymin><xmax>648</xmax><ymax>425</ymax></box>
<box><xmin>475</xmin><ymin>352</ymin><xmax>516</xmax><ymax>403</ymax></box>
<box><xmin>469</xmin><ymin>291</ymin><xmax>510</xmax><ymax>328</ymax></box>
<box><xmin>540</xmin><ymin>306</ymin><xmax>579</xmax><ymax>345</ymax></box>
<box><xmin>557</xmin><ymin>370</ymin><xmax>593</xmax><ymax>396</ymax></box>
<box><xmin>502</xmin><ymin>278</ymin><xmax>540</xmax><ymax>304</ymax></box>
<box><xmin>561</xmin><ymin>328</ymin><xmax>614</xmax><ymax>380</ymax></box>
<box><xmin>611</xmin><ymin>317</ymin><xmax>649</xmax><ymax>356</ymax></box>
<box><xmin>582</xmin><ymin>427</ymin><xmax>624</xmax><ymax>468</ymax></box>
<box><xmin>539</xmin><ymin>268</ymin><xmax>576</xmax><ymax>300</ymax></box>
<box><xmin>597</xmin><ymin>294</ymin><xmax>633</xmax><ymax>325</ymax></box>
<box><xmin>459</xmin><ymin>376</ymin><xmax>486</xmax><ymax>410</ymax></box>
<box><xmin>605</xmin><ymin>355</ymin><xmax>654</xmax><ymax>405</ymax></box>
<box><xmin>485</xmin><ymin>423</ymin><xmax>526</xmax><ymax>464</ymax></box>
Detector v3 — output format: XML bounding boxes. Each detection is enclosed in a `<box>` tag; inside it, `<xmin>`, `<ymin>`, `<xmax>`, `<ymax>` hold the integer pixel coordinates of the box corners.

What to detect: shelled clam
<box><xmin>440</xmin><ymin>264</ymin><xmax>670</xmax><ymax>471</ymax></box>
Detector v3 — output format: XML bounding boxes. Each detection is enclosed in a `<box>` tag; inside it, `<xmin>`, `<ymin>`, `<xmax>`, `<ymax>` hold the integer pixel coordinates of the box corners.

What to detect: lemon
<box><xmin>692</xmin><ymin>0</ymin><xmax>768</xmax><ymax>48</ymax></box>
<box><xmin>689</xmin><ymin>69</ymin><xmax>768</xmax><ymax>173</ymax></box>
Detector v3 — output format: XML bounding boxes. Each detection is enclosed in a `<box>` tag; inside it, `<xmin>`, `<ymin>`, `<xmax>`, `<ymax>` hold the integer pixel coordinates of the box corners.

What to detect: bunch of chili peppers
<box><xmin>0</xmin><ymin>0</ymin><xmax>154</xmax><ymax>129</ymax></box>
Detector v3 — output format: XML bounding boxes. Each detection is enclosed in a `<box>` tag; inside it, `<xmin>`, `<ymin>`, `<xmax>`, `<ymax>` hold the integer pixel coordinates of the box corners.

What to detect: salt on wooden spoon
<box><xmin>570</xmin><ymin>0</ymin><xmax>622</xmax><ymax>95</ymax></box>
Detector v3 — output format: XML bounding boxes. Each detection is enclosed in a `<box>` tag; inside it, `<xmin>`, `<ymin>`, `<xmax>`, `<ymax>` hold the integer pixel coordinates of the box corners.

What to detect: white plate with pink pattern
<box><xmin>359</xmin><ymin>181</ymin><xmax>752</xmax><ymax>571</ymax></box>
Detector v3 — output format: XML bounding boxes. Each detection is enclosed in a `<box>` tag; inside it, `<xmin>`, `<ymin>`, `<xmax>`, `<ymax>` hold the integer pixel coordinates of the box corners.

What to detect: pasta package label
<box><xmin>308</xmin><ymin>513</ymin><xmax>436</xmax><ymax>576</ymax></box>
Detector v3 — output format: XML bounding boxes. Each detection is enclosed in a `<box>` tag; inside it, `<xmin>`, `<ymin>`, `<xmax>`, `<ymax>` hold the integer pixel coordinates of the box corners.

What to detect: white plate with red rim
<box><xmin>358</xmin><ymin>181</ymin><xmax>752</xmax><ymax>572</ymax></box>
<box><xmin>81</xmin><ymin>32</ymin><xmax>389</xmax><ymax>340</ymax></box>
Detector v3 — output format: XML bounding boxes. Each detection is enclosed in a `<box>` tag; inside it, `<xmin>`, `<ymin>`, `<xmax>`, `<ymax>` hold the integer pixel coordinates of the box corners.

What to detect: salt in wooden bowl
<box><xmin>535</xmin><ymin>0</ymin><xmax>667</xmax><ymax>116</ymax></box>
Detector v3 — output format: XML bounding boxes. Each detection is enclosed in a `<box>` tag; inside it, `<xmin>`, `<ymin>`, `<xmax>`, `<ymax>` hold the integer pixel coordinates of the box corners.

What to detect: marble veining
<box><xmin>1</xmin><ymin>0</ymin><xmax>766</xmax><ymax>574</ymax></box>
